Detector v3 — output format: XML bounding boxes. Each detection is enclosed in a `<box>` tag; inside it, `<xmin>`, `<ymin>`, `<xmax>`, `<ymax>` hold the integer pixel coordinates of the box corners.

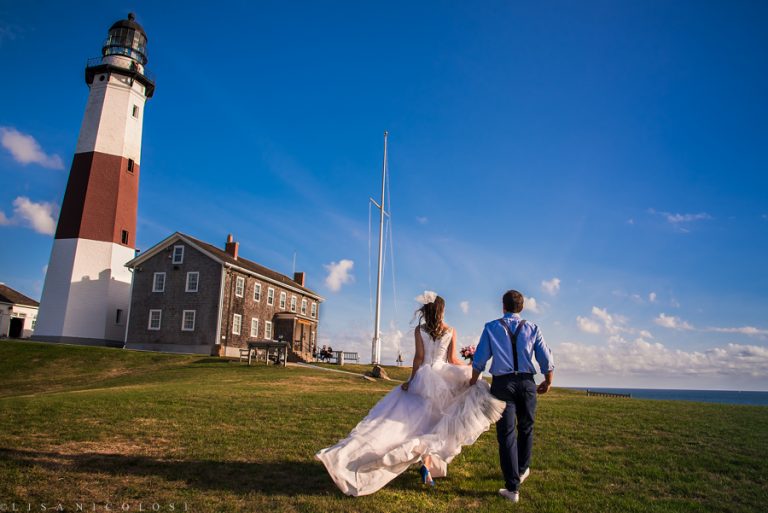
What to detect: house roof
<box><xmin>125</xmin><ymin>232</ymin><xmax>324</xmax><ymax>301</ymax></box>
<box><xmin>0</xmin><ymin>284</ymin><xmax>40</xmax><ymax>307</ymax></box>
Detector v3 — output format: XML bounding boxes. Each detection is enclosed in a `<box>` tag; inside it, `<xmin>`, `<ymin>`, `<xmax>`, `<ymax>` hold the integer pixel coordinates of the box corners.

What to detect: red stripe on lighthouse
<box><xmin>55</xmin><ymin>151</ymin><xmax>139</xmax><ymax>248</ymax></box>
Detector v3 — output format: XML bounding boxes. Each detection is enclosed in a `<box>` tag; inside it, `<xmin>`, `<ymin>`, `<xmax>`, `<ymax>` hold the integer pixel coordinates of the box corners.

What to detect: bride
<box><xmin>315</xmin><ymin>292</ymin><xmax>506</xmax><ymax>496</ymax></box>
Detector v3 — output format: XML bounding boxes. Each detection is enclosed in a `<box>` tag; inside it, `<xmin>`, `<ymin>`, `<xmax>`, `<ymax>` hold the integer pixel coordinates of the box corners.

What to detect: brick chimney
<box><xmin>225</xmin><ymin>234</ymin><xmax>239</xmax><ymax>260</ymax></box>
<box><xmin>293</xmin><ymin>272</ymin><xmax>305</xmax><ymax>287</ymax></box>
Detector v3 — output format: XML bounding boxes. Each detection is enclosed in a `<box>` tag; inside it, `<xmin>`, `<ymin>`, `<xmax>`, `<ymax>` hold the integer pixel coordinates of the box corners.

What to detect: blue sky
<box><xmin>1</xmin><ymin>1</ymin><xmax>766</xmax><ymax>390</ymax></box>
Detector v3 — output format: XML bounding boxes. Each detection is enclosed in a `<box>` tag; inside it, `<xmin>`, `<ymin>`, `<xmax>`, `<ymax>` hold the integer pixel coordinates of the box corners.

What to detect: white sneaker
<box><xmin>520</xmin><ymin>468</ymin><xmax>531</xmax><ymax>484</ymax></box>
<box><xmin>498</xmin><ymin>489</ymin><xmax>520</xmax><ymax>503</ymax></box>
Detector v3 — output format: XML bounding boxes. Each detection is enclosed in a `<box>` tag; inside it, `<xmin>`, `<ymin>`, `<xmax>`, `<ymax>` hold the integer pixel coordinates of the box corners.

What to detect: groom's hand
<box><xmin>537</xmin><ymin>381</ymin><xmax>551</xmax><ymax>394</ymax></box>
<box><xmin>469</xmin><ymin>368</ymin><xmax>481</xmax><ymax>386</ymax></box>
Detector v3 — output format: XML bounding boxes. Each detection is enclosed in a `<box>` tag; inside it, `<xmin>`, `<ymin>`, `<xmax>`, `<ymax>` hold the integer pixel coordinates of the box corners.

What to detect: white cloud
<box><xmin>556</xmin><ymin>339</ymin><xmax>768</xmax><ymax>377</ymax></box>
<box><xmin>541</xmin><ymin>277</ymin><xmax>561</xmax><ymax>296</ymax></box>
<box><xmin>577</xmin><ymin>316</ymin><xmax>601</xmax><ymax>334</ymax></box>
<box><xmin>0</xmin><ymin>127</ymin><xmax>64</xmax><ymax>169</ymax></box>
<box><xmin>649</xmin><ymin>292</ymin><xmax>657</xmax><ymax>303</ymax></box>
<box><xmin>459</xmin><ymin>301</ymin><xmax>470</xmax><ymax>314</ymax></box>
<box><xmin>654</xmin><ymin>313</ymin><xmax>694</xmax><ymax>331</ymax></box>
<box><xmin>0</xmin><ymin>196</ymin><xmax>58</xmax><ymax>235</ymax></box>
<box><xmin>626</xmin><ymin>218</ymin><xmax>635</xmax><ymax>225</ymax></box>
<box><xmin>525</xmin><ymin>296</ymin><xmax>541</xmax><ymax>314</ymax></box>
<box><xmin>324</xmin><ymin>259</ymin><xmax>354</xmax><ymax>292</ymax></box>
<box><xmin>664</xmin><ymin>212</ymin><xmax>712</xmax><ymax>224</ymax></box>
<box><xmin>706</xmin><ymin>326</ymin><xmax>768</xmax><ymax>337</ymax></box>
<box><xmin>576</xmin><ymin>306</ymin><xmax>631</xmax><ymax>336</ymax></box>
<box><xmin>416</xmin><ymin>216</ymin><xmax>429</xmax><ymax>225</ymax></box>
<box><xmin>639</xmin><ymin>330</ymin><xmax>654</xmax><ymax>339</ymax></box>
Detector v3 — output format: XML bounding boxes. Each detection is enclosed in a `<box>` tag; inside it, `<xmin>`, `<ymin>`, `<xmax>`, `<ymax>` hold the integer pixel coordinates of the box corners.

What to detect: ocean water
<box><xmin>569</xmin><ymin>387</ymin><xmax>768</xmax><ymax>406</ymax></box>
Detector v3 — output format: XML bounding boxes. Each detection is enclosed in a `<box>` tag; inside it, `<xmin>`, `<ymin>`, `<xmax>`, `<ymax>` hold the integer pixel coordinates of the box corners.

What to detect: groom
<box><xmin>469</xmin><ymin>290</ymin><xmax>554</xmax><ymax>504</ymax></box>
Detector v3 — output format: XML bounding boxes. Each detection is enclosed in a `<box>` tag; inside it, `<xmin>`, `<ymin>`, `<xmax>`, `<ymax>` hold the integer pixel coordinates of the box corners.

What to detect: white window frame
<box><xmin>172</xmin><ymin>245</ymin><xmax>185</xmax><ymax>264</ymax></box>
<box><xmin>186</xmin><ymin>272</ymin><xmax>199</xmax><ymax>292</ymax></box>
<box><xmin>265</xmin><ymin>321</ymin><xmax>273</xmax><ymax>340</ymax></box>
<box><xmin>253</xmin><ymin>283</ymin><xmax>262</xmax><ymax>302</ymax></box>
<box><xmin>182</xmin><ymin>310</ymin><xmax>196</xmax><ymax>331</ymax></box>
<box><xmin>301</xmin><ymin>298</ymin><xmax>308</xmax><ymax>315</ymax></box>
<box><xmin>148</xmin><ymin>309</ymin><xmax>162</xmax><ymax>330</ymax></box>
<box><xmin>311</xmin><ymin>331</ymin><xmax>315</xmax><ymax>347</ymax></box>
<box><xmin>250</xmin><ymin>317</ymin><xmax>259</xmax><ymax>338</ymax></box>
<box><xmin>290</xmin><ymin>295</ymin><xmax>297</xmax><ymax>313</ymax></box>
<box><xmin>311</xmin><ymin>302</ymin><xmax>317</xmax><ymax>318</ymax></box>
<box><xmin>152</xmin><ymin>272</ymin><xmax>166</xmax><ymax>292</ymax></box>
<box><xmin>267</xmin><ymin>287</ymin><xmax>275</xmax><ymax>306</ymax></box>
<box><xmin>232</xmin><ymin>313</ymin><xmax>242</xmax><ymax>335</ymax></box>
<box><xmin>279</xmin><ymin>291</ymin><xmax>287</xmax><ymax>310</ymax></box>
<box><xmin>235</xmin><ymin>276</ymin><xmax>245</xmax><ymax>298</ymax></box>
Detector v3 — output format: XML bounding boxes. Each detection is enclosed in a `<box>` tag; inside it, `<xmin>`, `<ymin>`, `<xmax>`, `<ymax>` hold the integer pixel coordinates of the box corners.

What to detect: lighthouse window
<box><xmin>121</xmin><ymin>230</ymin><xmax>129</xmax><ymax>244</ymax></box>
<box><xmin>172</xmin><ymin>245</ymin><xmax>185</xmax><ymax>264</ymax></box>
<box><xmin>127</xmin><ymin>159</ymin><xmax>134</xmax><ymax>172</ymax></box>
<box><xmin>132</xmin><ymin>105</ymin><xmax>140</xmax><ymax>118</ymax></box>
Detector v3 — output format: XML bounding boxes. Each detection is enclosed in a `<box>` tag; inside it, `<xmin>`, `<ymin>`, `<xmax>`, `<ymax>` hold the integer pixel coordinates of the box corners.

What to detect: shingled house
<box><xmin>124</xmin><ymin>232</ymin><xmax>323</xmax><ymax>360</ymax></box>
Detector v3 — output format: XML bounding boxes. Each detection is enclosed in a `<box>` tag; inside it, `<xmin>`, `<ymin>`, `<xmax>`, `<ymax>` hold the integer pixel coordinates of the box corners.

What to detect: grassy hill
<box><xmin>1</xmin><ymin>339</ymin><xmax>766</xmax><ymax>512</ymax></box>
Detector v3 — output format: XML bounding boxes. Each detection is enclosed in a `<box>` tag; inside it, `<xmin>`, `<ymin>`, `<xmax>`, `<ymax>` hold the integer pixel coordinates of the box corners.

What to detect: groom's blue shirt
<box><xmin>472</xmin><ymin>313</ymin><xmax>554</xmax><ymax>377</ymax></box>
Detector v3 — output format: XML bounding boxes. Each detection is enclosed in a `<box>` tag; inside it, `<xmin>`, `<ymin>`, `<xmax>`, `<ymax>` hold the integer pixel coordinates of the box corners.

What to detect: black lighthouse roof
<box><xmin>109</xmin><ymin>13</ymin><xmax>147</xmax><ymax>41</ymax></box>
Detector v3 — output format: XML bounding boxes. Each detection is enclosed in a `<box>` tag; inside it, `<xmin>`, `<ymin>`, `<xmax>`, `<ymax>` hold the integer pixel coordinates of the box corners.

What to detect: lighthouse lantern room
<box><xmin>34</xmin><ymin>13</ymin><xmax>155</xmax><ymax>346</ymax></box>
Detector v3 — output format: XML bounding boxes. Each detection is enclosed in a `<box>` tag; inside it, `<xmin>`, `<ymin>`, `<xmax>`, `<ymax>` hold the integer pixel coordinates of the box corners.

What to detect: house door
<box><xmin>9</xmin><ymin>318</ymin><xmax>24</xmax><ymax>338</ymax></box>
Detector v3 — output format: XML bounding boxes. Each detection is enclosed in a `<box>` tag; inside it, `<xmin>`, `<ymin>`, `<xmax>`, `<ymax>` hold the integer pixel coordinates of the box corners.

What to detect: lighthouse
<box><xmin>34</xmin><ymin>13</ymin><xmax>155</xmax><ymax>346</ymax></box>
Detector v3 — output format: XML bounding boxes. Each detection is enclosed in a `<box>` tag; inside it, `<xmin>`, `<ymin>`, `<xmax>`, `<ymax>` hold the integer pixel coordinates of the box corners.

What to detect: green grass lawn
<box><xmin>1</xmin><ymin>339</ymin><xmax>766</xmax><ymax>512</ymax></box>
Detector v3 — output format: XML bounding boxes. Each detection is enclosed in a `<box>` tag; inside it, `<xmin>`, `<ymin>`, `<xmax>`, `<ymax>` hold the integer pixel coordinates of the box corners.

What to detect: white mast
<box><xmin>370</xmin><ymin>131</ymin><xmax>389</xmax><ymax>365</ymax></box>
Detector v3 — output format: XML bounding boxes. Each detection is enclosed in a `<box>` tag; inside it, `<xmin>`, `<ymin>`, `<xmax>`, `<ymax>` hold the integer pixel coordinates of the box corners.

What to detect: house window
<box><xmin>250</xmin><ymin>318</ymin><xmax>259</xmax><ymax>338</ymax></box>
<box><xmin>254</xmin><ymin>283</ymin><xmax>261</xmax><ymax>302</ymax></box>
<box><xmin>148</xmin><ymin>309</ymin><xmax>162</xmax><ymax>330</ymax></box>
<box><xmin>115</xmin><ymin>309</ymin><xmax>123</xmax><ymax>324</ymax></box>
<box><xmin>132</xmin><ymin>104</ymin><xmax>140</xmax><ymax>118</ymax></box>
<box><xmin>279</xmin><ymin>292</ymin><xmax>287</xmax><ymax>310</ymax></box>
<box><xmin>121</xmin><ymin>230</ymin><xmax>129</xmax><ymax>244</ymax></box>
<box><xmin>311</xmin><ymin>302</ymin><xmax>317</xmax><ymax>318</ymax></box>
<box><xmin>182</xmin><ymin>310</ymin><xmax>196</xmax><ymax>331</ymax></box>
<box><xmin>290</xmin><ymin>295</ymin><xmax>297</xmax><ymax>313</ymax></box>
<box><xmin>186</xmin><ymin>272</ymin><xmax>199</xmax><ymax>292</ymax></box>
<box><xmin>232</xmin><ymin>314</ymin><xmax>242</xmax><ymax>335</ymax></box>
<box><xmin>301</xmin><ymin>298</ymin><xmax>308</xmax><ymax>315</ymax></box>
<box><xmin>235</xmin><ymin>276</ymin><xmax>245</xmax><ymax>297</ymax></box>
<box><xmin>172</xmin><ymin>245</ymin><xmax>184</xmax><ymax>264</ymax></box>
<box><xmin>311</xmin><ymin>331</ymin><xmax>315</xmax><ymax>347</ymax></box>
<box><xmin>267</xmin><ymin>287</ymin><xmax>275</xmax><ymax>306</ymax></box>
<box><xmin>152</xmin><ymin>272</ymin><xmax>166</xmax><ymax>292</ymax></box>
<box><xmin>265</xmin><ymin>321</ymin><xmax>273</xmax><ymax>340</ymax></box>
<box><xmin>31</xmin><ymin>316</ymin><xmax>37</xmax><ymax>329</ymax></box>
<box><xmin>127</xmin><ymin>158</ymin><xmax>135</xmax><ymax>172</ymax></box>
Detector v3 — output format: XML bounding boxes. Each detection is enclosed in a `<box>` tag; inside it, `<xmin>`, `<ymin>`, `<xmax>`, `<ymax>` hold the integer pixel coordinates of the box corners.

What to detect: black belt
<box><xmin>496</xmin><ymin>371</ymin><xmax>534</xmax><ymax>379</ymax></box>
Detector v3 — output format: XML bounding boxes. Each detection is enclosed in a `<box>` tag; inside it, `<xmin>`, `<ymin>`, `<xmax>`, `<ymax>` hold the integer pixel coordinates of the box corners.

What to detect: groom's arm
<box><xmin>469</xmin><ymin>326</ymin><xmax>491</xmax><ymax>385</ymax></box>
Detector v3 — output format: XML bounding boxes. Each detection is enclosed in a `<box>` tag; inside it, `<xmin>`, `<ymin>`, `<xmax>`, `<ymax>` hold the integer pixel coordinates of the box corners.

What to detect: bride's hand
<box><xmin>401</xmin><ymin>382</ymin><xmax>409</xmax><ymax>391</ymax></box>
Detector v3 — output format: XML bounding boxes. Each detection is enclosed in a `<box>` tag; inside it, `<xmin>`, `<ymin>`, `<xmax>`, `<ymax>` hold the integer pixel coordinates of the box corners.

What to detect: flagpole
<box><xmin>371</xmin><ymin>131</ymin><xmax>388</xmax><ymax>365</ymax></box>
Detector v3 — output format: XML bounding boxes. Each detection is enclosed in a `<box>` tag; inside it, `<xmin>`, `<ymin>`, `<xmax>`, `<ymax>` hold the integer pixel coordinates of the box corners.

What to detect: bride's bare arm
<box><xmin>447</xmin><ymin>328</ymin><xmax>464</xmax><ymax>365</ymax></box>
<box><xmin>401</xmin><ymin>327</ymin><xmax>425</xmax><ymax>391</ymax></box>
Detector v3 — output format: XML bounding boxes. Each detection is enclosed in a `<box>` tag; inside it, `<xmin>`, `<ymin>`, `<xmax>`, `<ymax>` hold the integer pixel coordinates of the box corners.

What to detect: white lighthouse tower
<box><xmin>34</xmin><ymin>13</ymin><xmax>155</xmax><ymax>346</ymax></box>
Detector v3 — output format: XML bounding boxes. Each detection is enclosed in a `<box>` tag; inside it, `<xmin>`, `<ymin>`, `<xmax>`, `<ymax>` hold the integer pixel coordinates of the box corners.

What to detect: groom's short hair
<box><xmin>503</xmin><ymin>290</ymin><xmax>524</xmax><ymax>313</ymax></box>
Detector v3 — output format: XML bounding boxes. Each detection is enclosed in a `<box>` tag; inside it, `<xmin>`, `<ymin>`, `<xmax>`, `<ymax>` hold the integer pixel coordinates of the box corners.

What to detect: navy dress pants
<box><xmin>490</xmin><ymin>373</ymin><xmax>537</xmax><ymax>492</ymax></box>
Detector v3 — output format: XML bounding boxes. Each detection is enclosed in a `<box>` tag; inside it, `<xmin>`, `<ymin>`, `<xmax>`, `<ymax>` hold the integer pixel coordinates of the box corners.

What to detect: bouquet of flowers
<box><xmin>460</xmin><ymin>345</ymin><xmax>476</xmax><ymax>361</ymax></box>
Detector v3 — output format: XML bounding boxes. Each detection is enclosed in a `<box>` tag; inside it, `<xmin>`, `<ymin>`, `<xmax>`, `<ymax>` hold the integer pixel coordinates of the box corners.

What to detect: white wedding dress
<box><xmin>315</xmin><ymin>325</ymin><xmax>506</xmax><ymax>496</ymax></box>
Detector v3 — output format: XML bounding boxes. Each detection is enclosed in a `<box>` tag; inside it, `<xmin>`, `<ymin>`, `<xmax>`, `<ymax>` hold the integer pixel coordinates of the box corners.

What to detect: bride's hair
<box><xmin>416</xmin><ymin>296</ymin><xmax>448</xmax><ymax>340</ymax></box>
